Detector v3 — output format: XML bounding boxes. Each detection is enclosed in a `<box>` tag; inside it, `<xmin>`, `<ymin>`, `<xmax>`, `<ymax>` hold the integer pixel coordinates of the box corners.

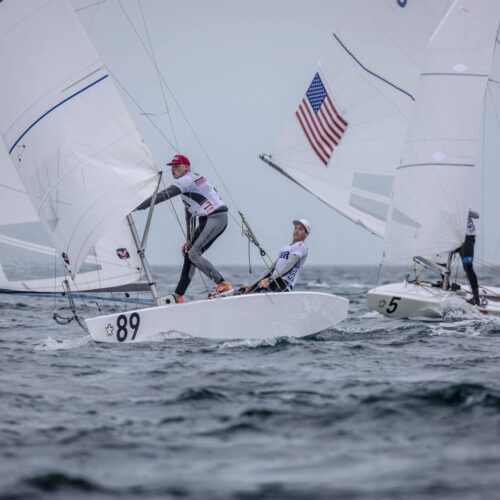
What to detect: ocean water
<box><xmin>1</xmin><ymin>265</ymin><xmax>500</xmax><ymax>500</ymax></box>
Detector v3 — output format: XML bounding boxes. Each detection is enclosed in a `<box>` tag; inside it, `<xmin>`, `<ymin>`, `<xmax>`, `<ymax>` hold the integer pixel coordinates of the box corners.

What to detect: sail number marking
<box><xmin>386</xmin><ymin>297</ymin><xmax>401</xmax><ymax>314</ymax></box>
<box><xmin>116</xmin><ymin>312</ymin><xmax>141</xmax><ymax>342</ymax></box>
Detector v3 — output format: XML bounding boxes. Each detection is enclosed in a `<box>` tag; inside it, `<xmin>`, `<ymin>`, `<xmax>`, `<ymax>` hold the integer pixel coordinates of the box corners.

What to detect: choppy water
<box><xmin>2</xmin><ymin>265</ymin><xmax>500</xmax><ymax>500</ymax></box>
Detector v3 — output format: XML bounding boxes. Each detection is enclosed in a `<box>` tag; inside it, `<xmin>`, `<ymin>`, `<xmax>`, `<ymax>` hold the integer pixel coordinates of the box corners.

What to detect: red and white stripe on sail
<box><xmin>295</xmin><ymin>73</ymin><xmax>348</xmax><ymax>166</ymax></box>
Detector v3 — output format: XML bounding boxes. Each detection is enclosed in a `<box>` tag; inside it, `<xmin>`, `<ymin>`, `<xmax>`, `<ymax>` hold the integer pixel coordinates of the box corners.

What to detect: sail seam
<box><xmin>60</xmin><ymin>66</ymin><xmax>106</xmax><ymax>93</ymax></box>
<box><xmin>332</xmin><ymin>33</ymin><xmax>415</xmax><ymax>101</ymax></box>
<box><xmin>8</xmin><ymin>74</ymin><xmax>109</xmax><ymax>154</ymax></box>
<box><xmin>421</xmin><ymin>73</ymin><xmax>488</xmax><ymax>77</ymax></box>
<box><xmin>397</xmin><ymin>162</ymin><xmax>474</xmax><ymax>170</ymax></box>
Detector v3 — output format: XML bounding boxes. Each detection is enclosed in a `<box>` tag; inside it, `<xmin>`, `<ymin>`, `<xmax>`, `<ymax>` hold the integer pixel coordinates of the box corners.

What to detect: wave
<box><xmin>360</xmin><ymin>382</ymin><xmax>500</xmax><ymax>410</ymax></box>
<box><xmin>414</xmin><ymin>382</ymin><xmax>500</xmax><ymax>409</ymax></box>
<box><xmin>199</xmin><ymin>421</ymin><xmax>262</xmax><ymax>437</ymax></box>
<box><xmin>20</xmin><ymin>472</ymin><xmax>109</xmax><ymax>494</ymax></box>
<box><xmin>176</xmin><ymin>387</ymin><xmax>228</xmax><ymax>402</ymax></box>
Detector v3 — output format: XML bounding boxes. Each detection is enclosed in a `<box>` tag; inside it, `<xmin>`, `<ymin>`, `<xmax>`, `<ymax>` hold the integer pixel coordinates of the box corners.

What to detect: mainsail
<box><xmin>262</xmin><ymin>0</ymin><xmax>451</xmax><ymax>237</ymax></box>
<box><xmin>383</xmin><ymin>0</ymin><xmax>500</xmax><ymax>262</ymax></box>
<box><xmin>0</xmin><ymin>0</ymin><xmax>159</xmax><ymax>276</ymax></box>
<box><xmin>0</xmin><ymin>134</ymin><xmax>145</xmax><ymax>293</ymax></box>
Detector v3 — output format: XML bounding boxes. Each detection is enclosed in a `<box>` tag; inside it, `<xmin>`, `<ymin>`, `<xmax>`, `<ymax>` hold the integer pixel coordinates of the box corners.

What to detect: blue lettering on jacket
<box><xmin>279</xmin><ymin>251</ymin><xmax>290</xmax><ymax>260</ymax></box>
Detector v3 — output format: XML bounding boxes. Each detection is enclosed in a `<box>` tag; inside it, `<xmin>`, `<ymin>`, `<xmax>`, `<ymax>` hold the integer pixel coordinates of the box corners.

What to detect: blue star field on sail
<box><xmin>295</xmin><ymin>73</ymin><xmax>348</xmax><ymax>166</ymax></box>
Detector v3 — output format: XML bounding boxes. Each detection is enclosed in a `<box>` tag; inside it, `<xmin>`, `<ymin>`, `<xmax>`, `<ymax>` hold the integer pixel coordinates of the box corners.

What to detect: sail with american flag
<box><xmin>296</xmin><ymin>73</ymin><xmax>347</xmax><ymax>166</ymax></box>
<box><xmin>261</xmin><ymin>0</ymin><xmax>451</xmax><ymax>238</ymax></box>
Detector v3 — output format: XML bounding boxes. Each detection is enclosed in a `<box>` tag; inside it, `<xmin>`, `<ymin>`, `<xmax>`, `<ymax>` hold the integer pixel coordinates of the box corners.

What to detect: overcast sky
<box><xmin>71</xmin><ymin>0</ymin><xmax>383</xmax><ymax>267</ymax></box>
<box><xmin>73</xmin><ymin>0</ymin><xmax>500</xmax><ymax>270</ymax></box>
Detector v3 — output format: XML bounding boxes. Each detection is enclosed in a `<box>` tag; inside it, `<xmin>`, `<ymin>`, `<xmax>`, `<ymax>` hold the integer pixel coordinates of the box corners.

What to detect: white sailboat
<box><xmin>260</xmin><ymin>1</ymin><xmax>457</xmax><ymax>314</ymax></box>
<box><xmin>367</xmin><ymin>0</ymin><xmax>500</xmax><ymax>318</ymax></box>
<box><xmin>0</xmin><ymin>0</ymin><xmax>348</xmax><ymax>342</ymax></box>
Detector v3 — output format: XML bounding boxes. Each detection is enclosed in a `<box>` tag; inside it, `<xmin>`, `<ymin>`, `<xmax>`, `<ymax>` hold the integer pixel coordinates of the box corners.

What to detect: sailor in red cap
<box><xmin>137</xmin><ymin>154</ymin><xmax>232</xmax><ymax>302</ymax></box>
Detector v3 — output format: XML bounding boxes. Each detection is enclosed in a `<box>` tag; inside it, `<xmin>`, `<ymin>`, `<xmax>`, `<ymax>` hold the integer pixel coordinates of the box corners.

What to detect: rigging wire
<box><xmin>480</xmin><ymin>84</ymin><xmax>487</xmax><ymax>281</ymax></box>
<box><xmin>75</xmin><ymin>0</ymin><xmax>108</xmax><ymax>12</ymax></box>
<box><xmin>84</xmin><ymin>0</ymin><xmax>102</xmax><ymax>34</ymax></box>
<box><xmin>113</xmin><ymin>0</ymin><xmax>274</xmax><ymax>282</ymax></box>
<box><xmin>113</xmin><ymin>0</ymin><xmax>245</xmax><ymax>221</ymax></box>
<box><xmin>110</xmin><ymin>71</ymin><xmax>178</xmax><ymax>151</ymax></box>
<box><xmin>137</xmin><ymin>0</ymin><xmax>179</xmax><ymax>151</ymax></box>
<box><xmin>486</xmin><ymin>83</ymin><xmax>500</xmax><ymax>263</ymax></box>
<box><xmin>116</xmin><ymin>0</ymin><xmax>179</xmax><ymax>150</ymax></box>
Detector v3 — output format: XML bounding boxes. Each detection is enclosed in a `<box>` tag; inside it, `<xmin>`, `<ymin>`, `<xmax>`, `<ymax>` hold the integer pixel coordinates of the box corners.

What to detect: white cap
<box><xmin>293</xmin><ymin>218</ymin><xmax>311</xmax><ymax>234</ymax></box>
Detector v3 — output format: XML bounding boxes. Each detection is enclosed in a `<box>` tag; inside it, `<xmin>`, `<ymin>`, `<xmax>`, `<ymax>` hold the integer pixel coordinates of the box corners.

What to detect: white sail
<box><xmin>264</xmin><ymin>0</ymin><xmax>451</xmax><ymax>237</ymax></box>
<box><xmin>0</xmin><ymin>0</ymin><xmax>159</xmax><ymax>276</ymax></box>
<box><xmin>383</xmin><ymin>0</ymin><xmax>500</xmax><ymax>263</ymax></box>
<box><xmin>0</xmin><ymin>136</ymin><xmax>144</xmax><ymax>293</ymax></box>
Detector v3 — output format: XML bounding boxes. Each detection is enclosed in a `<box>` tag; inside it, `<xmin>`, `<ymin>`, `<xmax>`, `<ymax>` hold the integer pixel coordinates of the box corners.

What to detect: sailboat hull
<box><xmin>85</xmin><ymin>291</ymin><xmax>349</xmax><ymax>343</ymax></box>
<box><xmin>368</xmin><ymin>282</ymin><xmax>500</xmax><ymax>319</ymax></box>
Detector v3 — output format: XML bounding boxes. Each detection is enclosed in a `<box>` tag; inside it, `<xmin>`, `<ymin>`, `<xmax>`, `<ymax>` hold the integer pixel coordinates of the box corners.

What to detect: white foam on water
<box><xmin>360</xmin><ymin>311</ymin><xmax>380</xmax><ymax>319</ymax></box>
<box><xmin>34</xmin><ymin>335</ymin><xmax>91</xmax><ymax>351</ymax></box>
<box><xmin>428</xmin><ymin>313</ymin><xmax>500</xmax><ymax>337</ymax></box>
<box><xmin>217</xmin><ymin>336</ymin><xmax>302</xmax><ymax>350</ymax></box>
<box><xmin>159</xmin><ymin>330</ymin><xmax>192</xmax><ymax>340</ymax></box>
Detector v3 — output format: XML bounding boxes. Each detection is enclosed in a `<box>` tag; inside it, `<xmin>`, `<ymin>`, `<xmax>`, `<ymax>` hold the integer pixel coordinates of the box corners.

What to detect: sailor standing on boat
<box><xmin>459</xmin><ymin>209</ymin><xmax>480</xmax><ymax>305</ymax></box>
<box><xmin>243</xmin><ymin>219</ymin><xmax>310</xmax><ymax>293</ymax></box>
<box><xmin>137</xmin><ymin>154</ymin><xmax>232</xmax><ymax>302</ymax></box>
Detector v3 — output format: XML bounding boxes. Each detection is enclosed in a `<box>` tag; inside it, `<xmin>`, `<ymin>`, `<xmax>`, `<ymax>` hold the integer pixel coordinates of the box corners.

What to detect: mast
<box><xmin>126</xmin><ymin>214</ymin><xmax>160</xmax><ymax>305</ymax></box>
<box><xmin>442</xmin><ymin>251</ymin><xmax>453</xmax><ymax>290</ymax></box>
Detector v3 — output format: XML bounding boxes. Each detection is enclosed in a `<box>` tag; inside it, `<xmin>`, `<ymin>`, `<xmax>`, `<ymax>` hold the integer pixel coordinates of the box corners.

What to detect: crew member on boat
<box><xmin>459</xmin><ymin>209</ymin><xmax>480</xmax><ymax>306</ymax></box>
<box><xmin>137</xmin><ymin>154</ymin><xmax>232</xmax><ymax>303</ymax></box>
<box><xmin>243</xmin><ymin>219</ymin><xmax>310</xmax><ymax>293</ymax></box>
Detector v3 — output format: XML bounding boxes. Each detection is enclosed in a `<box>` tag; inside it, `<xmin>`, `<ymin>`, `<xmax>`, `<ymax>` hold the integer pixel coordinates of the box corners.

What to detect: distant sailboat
<box><xmin>367</xmin><ymin>0</ymin><xmax>500</xmax><ymax>318</ymax></box>
<box><xmin>0</xmin><ymin>0</ymin><xmax>348</xmax><ymax>341</ymax></box>
<box><xmin>263</xmin><ymin>0</ymin><xmax>500</xmax><ymax>318</ymax></box>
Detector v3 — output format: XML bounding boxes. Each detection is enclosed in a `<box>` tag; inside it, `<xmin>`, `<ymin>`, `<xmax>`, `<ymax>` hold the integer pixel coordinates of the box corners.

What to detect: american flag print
<box><xmin>296</xmin><ymin>73</ymin><xmax>348</xmax><ymax>166</ymax></box>
<box><xmin>194</xmin><ymin>176</ymin><xmax>207</xmax><ymax>186</ymax></box>
<box><xmin>202</xmin><ymin>200</ymin><xmax>214</xmax><ymax>212</ymax></box>
<box><xmin>116</xmin><ymin>248</ymin><xmax>130</xmax><ymax>260</ymax></box>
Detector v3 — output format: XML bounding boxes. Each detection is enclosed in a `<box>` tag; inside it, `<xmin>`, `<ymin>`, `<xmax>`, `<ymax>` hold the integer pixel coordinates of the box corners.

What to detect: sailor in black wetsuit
<box><xmin>459</xmin><ymin>209</ymin><xmax>480</xmax><ymax>305</ymax></box>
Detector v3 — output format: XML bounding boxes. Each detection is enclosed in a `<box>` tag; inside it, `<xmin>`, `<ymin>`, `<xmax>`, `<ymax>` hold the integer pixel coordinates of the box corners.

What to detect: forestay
<box><xmin>383</xmin><ymin>0</ymin><xmax>500</xmax><ymax>263</ymax></box>
<box><xmin>264</xmin><ymin>0</ymin><xmax>451</xmax><ymax>237</ymax></box>
<box><xmin>0</xmin><ymin>137</ymin><xmax>144</xmax><ymax>293</ymax></box>
<box><xmin>0</xmin><ymin>0</ymin><xmax>159</xmax><ymax>276</ymax></box>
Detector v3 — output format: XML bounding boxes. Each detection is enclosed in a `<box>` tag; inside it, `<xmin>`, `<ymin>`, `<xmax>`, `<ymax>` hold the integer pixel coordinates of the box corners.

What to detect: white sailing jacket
<box><xmin>174</xmin><ymin>171</ymin><xmax>225</xmax><ymax>216</ymax></box>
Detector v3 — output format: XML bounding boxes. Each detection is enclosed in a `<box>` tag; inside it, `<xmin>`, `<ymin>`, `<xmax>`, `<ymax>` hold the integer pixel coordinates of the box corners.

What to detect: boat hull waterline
<box><xmin>86</xmin><ymin>291</ymin><xmax>349</xmax><ymax>343</ymax></box>
<box><xmin>368</xmin><ymin>282</ymin><xmax>500</xmax><ymax>319</ymax></box>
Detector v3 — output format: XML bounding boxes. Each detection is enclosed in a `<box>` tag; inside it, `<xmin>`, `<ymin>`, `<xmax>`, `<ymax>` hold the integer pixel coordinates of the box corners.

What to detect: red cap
<box><xmin>167</xmin><ymin>154</ymin><xmax>190</xmax><ymax>167</ymax></box>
